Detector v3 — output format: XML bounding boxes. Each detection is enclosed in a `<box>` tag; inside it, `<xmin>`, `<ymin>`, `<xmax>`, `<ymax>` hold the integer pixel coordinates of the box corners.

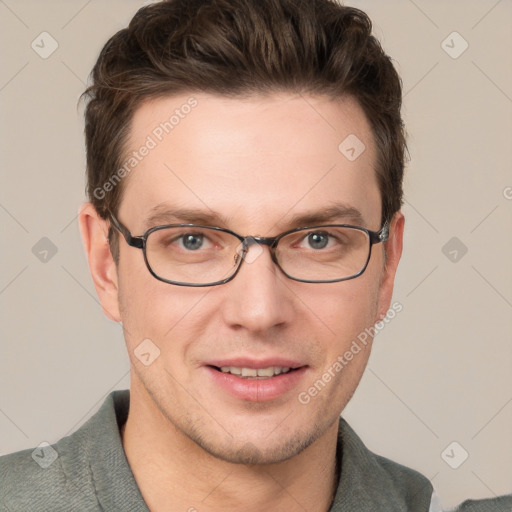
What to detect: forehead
<box><xmin>119</xmin><ymin>92</ymin><xmax>381</xmax><ymax>232</ymax></box>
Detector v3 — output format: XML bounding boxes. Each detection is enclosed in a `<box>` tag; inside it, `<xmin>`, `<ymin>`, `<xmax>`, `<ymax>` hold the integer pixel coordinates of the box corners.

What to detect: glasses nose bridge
<box><xmin>243</xmin><ymin>235</ymin><xmax>278</xmax><ymax>248</ymax></box>
<box><xmin>238</xmin><ymin>235</ymin><xmax>280</xmax><ymax>268</ymax></box>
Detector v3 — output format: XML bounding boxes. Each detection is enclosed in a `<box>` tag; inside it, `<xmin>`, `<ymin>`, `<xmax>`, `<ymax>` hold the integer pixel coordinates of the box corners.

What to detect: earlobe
<box><xmin>78</xmin><ymin>202</ymin><xmax>121</xmax><ymax>322</ymax></box>
<box><xmin>376</xmin><ymin>211</ymin><xmax>404</xmax><ymax>320</ymax></box>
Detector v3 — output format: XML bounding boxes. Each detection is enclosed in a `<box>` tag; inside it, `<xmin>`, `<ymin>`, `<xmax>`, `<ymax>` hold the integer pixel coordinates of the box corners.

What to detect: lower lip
<box><xmin>205</xmin><ymin>366</ymin><xmax>308</xmax><ymax>402</ymax></box>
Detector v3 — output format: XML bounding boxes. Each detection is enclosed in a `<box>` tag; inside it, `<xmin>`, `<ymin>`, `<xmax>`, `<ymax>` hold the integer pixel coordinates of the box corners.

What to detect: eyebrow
<box><xmin>142</xmin><ymin>202</ymin><xmax>366</xmax><ymax>232</ymax></box>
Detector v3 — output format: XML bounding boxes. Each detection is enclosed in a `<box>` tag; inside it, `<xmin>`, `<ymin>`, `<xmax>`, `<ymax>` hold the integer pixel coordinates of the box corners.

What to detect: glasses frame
<box><xmin>108</xmin><ymin>214</ymin><xmax>389</xmax><ymax>287</ymax></box>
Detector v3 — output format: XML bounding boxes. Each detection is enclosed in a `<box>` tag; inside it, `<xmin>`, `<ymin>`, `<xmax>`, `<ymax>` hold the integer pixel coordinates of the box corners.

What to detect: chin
<box><xmin>187</xmin><ymin>421</ymin><xmax>326</xmax><ymax>465</ymax></box>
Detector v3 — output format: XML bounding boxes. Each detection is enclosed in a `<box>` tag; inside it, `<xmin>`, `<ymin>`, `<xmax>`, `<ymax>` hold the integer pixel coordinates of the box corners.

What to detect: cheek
<box><xmin>314</xmin><ymin>273</ymin><xmax>381</xmax><ymax>345</ymax></box>
<box><xmin>314</xmin><ymin>278</ymin><xmax>380</xmax><ymax>398</ymax></box>
<box><xmin>117</xmin><ymin>261</ymin><xmax>213</xmax><ymax>361</ymax></box>
<box><xmin>117</xmin><ymin>250</ymin><xmax>175</xmax><ymax>347</ymax></box>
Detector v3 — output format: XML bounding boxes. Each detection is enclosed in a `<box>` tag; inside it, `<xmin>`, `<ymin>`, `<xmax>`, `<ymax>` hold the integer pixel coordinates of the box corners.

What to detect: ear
<box><xmin>376</xmin><ymin>211</ymin><xmax>404</xmax><ymax>321</ymax></box>
<box><xmin>78</xmin><ymin>202</ymin><xmax>121</xmax><ymax>322</ymax></box>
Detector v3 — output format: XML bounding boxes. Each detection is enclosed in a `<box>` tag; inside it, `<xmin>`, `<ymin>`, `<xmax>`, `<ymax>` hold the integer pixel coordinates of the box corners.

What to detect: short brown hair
<box><xmin>82</xmin><ymin>0</ymin><xmax>405</xmax><ymax>261</ymax></box>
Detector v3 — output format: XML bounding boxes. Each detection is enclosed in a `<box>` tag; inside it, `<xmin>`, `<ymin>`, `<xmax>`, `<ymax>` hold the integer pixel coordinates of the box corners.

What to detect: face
<box><xmin>84</xmin><ymin>92</ymin><xmax>403</xmax><ymax>465</ymax></box>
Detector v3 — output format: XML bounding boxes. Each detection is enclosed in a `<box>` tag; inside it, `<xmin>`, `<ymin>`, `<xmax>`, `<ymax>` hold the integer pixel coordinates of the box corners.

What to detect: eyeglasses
<box><xmin>108</xmin><ymin>214</ymin><xmax>389</xmax><ymax>287</ymax></box>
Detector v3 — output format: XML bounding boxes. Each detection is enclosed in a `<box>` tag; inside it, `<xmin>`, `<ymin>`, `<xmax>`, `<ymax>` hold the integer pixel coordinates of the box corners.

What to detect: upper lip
<box><xmin>205</xmin><ymin>358</ymin><xmax>306</xmax><ymax>369</ymax></box>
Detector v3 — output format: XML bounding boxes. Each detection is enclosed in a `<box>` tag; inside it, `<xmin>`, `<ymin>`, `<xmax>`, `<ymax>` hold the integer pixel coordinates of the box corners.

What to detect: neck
<box><xmin>121</xmin><ymin>384</ymin><xmax>340</xmax><ymax>512</ymax></box>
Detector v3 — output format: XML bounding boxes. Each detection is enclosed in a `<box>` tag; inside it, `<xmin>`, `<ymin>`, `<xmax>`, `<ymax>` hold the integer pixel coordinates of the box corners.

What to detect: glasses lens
<box><xmin>145</xmin><ymin>226</ymin><xmax>240</xmax><ymax>284</ymax></box>
<box><xmin>276</xmin><ymin>226</ymin><xmax>370</xmax><ymax>281</ymax></box>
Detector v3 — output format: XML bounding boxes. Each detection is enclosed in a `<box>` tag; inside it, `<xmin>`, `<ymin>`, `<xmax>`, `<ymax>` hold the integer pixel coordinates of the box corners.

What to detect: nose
<box><xmin>220</xmin><ymin>243</ymin><xmax>294</xmax><ymax>333</ymax></box>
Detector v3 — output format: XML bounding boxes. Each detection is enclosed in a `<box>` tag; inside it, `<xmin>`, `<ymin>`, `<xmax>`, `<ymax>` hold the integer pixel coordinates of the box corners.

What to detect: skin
<box><xmin>79</xmin><ymin>92</ymin><xmax>404</xmax><ymax>512</ymax></box>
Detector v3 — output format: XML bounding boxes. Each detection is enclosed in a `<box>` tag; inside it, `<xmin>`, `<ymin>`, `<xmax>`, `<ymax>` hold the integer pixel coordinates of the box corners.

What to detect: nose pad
<box><xmin>235</xmin><ymin>238</ymin><xmax>265</xmax><ymax>265</ymax></box>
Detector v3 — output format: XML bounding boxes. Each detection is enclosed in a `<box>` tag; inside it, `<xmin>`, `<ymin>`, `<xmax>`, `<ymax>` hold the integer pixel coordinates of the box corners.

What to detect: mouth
<box><xmin>208</xmin><ymin>365</ymin><xmax>300</xmax><ymax>379</ymax></box>
<box><xmin>204</xmin><ymin>359</ymin><xmax>308</xmax><ymax>402</ymax></box>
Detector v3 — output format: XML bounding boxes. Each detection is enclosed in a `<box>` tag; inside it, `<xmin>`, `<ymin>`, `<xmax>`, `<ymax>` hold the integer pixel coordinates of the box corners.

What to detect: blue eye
<box><xmin>307</xmin><ymin>232</ymin><xmax>329</xmax><ymax>249</ymax></box>
<box><xmin>181</xmin><ymin>233</ymin><xmax>204</xmax><ymax>250</ymax></box>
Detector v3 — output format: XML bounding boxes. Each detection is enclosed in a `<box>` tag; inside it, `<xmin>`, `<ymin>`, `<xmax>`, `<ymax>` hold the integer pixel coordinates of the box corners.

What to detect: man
<box><xmin>0</xmin><ymin>0</ymin><xmax>510</xmax><ymax>511</ymax></box>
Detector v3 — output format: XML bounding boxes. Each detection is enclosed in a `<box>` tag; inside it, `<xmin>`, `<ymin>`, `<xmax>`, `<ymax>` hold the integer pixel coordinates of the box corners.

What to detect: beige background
<box><xmin>1</xmin><ymin>0</ymin><xmax>511</xmax><ymax>508</ymax></box>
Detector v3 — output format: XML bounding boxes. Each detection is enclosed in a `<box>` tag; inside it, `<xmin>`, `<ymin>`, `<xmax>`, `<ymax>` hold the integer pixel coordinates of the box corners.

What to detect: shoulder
<box><xmin>332</xmin><ymin>416</ymin><xmax>433</xmax><ymax>511</ymax></box>
<box><xmin>372</xmin><ymin>449</ymin><xmax>432</xmax><ymax>493</ymax></box>
<box><xmin>0</xmin><ymin>390</ymin><xmax>131</xmax><ymax>512</ymax></box>
<box><xmin>0</xmin><ymin>432</ymin><xmax>98</xmax><ymax>511</ymax></box>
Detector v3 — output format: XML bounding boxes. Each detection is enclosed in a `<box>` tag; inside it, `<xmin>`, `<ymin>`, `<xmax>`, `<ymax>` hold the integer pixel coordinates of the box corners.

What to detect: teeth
<box><xmin>218</xmin><ymin>366</ymin><xmax>293</xmax><ymax>378</ymax></box>
<box><xmin>256</xmin><ymin>367</ymin><xmax>274</xmax><ymax>377</ymax></box>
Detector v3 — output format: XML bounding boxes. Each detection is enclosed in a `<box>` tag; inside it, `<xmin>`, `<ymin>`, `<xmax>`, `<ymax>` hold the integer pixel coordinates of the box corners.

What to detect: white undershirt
<box><xmin>429</xmin><ymin>490</ymin><xmax>445</xmax><ymax>512</ymax></box>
